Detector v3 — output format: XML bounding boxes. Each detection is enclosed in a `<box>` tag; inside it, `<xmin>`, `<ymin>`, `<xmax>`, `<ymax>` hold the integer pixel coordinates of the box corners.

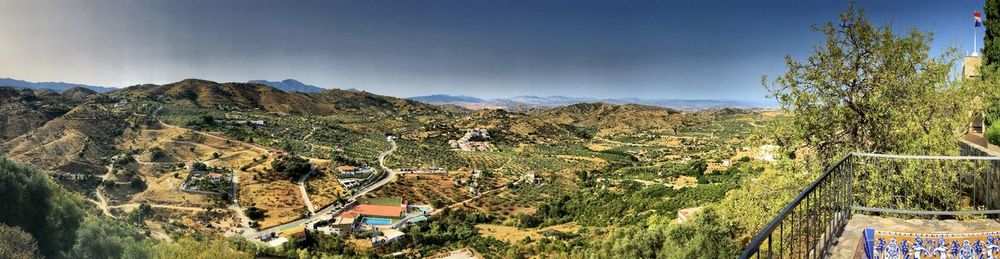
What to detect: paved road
<box><xmin>349</xmin><ymin>138</ymin><xmax>397</xmax><ymax>200</ymax></box>
<box><xmin>244</xmin><ymin>138</ymin><xmax>397</xmax><ymax>240</ymax></box>
<box><xmin>298</xmin><ymin>166</ymin><xmax>318</xmax><ymax>213</ymax></box>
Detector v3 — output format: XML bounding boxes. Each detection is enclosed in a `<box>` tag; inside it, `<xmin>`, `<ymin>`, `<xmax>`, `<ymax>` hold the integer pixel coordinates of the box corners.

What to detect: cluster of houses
<box><xmin>233</xmin><ymin>120</ymin><xmax>266</xmax><ymax>126</ymax></box>
<box><xmin>449</xmin><ymin>128</ymin><xmax>492</xmax><ymax>152</ymax></box>
<box><xmin>335</xmin><ymin>165</ymin><xmax>377</xmax><ymax>189</ymax></box>
<box><xmin>180</xmin><ymin>168</ymin><xmax>233</xmax><ymax>197</ymax></box>
<box><xmin>336</xmin><ymin>165</ymin><xmax>374</xmax><ymax>175</ymax></box>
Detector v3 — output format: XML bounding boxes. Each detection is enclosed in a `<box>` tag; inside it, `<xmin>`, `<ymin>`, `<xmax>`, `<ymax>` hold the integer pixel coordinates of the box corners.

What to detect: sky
<box><xmin>0</xmin><ymin>0</ymin><xmax>985</xmax><ymax>101</ymax></box>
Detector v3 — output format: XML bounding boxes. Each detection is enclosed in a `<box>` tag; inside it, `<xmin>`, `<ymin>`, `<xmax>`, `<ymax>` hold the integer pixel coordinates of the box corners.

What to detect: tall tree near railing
<box><xmin>985</xmin><ymin>0</ymin><xmax>1000</xmax><ymax>67</ymax></box>
<box><xmin>978</xmin><ymin>0</ymin><xmax>1000</xmax><ymax>144</ymax></box>
<box><xmin>763</xmin><ymin>4</ymin><xmax>971</xmax><ymax>163</ymax></box>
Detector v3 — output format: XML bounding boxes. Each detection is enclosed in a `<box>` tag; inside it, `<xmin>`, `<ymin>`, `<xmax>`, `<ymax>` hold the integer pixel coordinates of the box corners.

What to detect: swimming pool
<box><xmin>363</xmin><ymin>217</ymin><xmax>392</xmax><ymax>225</ymax></box>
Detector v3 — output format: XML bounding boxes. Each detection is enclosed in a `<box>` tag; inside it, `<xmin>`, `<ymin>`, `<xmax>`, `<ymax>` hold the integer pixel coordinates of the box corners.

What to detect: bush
<box><xmin>987</xmin><ymin>123</ymin><xmax>1000</xmax><ymax>146</ymax></box>
<box><xmin>245</xmin><ymin>206</ymin><xmax>266</xmax><ymax>220</ymax></box>
<box><xmin>149</xmin><ymin>147</ymin><xmax>164</xmax><ymax>160</ymax></box>
<box><xmin>130</xmin><ymin>176</ymin><xmax>147</xmax><ymax>190</ymax></box>
<box><xmin>0</xmin><ymin>157</ymin><xmax>84</xmax><ymax>257</ymax></box>
<box><xmin>0</xmin><ymin>223</ymin><xmax>39</xmax><ymax>259</ymax></box>
<box><xmin>192</xmin><ymin>162</ymin><xmax>208</xmax><ymax>171</ymax></box>
<box><xmin>272</xmin><ymin>155</ymin><xmax>311</xmax><ymax>179</ymax></box>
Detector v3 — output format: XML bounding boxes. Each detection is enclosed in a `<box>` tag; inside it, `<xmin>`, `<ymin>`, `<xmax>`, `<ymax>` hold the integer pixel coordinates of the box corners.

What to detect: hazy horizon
<box><xmin>0</xmin><ymin>0</ymin><xmax>982</xmax><ymax>101</ymax></box>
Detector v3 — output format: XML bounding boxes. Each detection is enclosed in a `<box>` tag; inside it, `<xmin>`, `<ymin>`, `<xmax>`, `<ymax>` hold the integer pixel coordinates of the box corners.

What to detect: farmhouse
<box><xmin>315</xmin><ymin>216</ymin><xmax>357</xmax><ymax>236</ymax></box>
<box><xmin>337</xmin><ymin>165</ymin><xmax>373</xmax><ymax>175</ymax></box>
<box><xmin>337</xmin><ymin>165</ymin><xmax>357</xmax><ymax>173</ymax></box>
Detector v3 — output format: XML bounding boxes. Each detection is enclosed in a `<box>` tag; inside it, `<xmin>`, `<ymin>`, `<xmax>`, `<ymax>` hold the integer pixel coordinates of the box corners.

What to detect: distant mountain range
<box><xmin>248</xmin><ymin>79</ymin><xmax>327</xmax><ymax>93</ymax></box>
<box><xmin>409</xmin><ymin>94</ymin><xmax>775</xmax><ymax>110</ymax></box>
<box><xmin>0</xmin><ymin>78</ymin><xmax>116</xmax><ymax>93</ymax></box>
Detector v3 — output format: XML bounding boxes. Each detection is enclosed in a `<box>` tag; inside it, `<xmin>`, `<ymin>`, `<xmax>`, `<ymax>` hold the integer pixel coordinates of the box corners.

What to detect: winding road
<box><xmin>298</xmin><ymin>166</ymin><xmax>318</xmax><ymax>214</ymax></box>
<box><xmin>94</xmin><ymin>163</ymin><xmax>116</xmax><ymax>217</ymax></box>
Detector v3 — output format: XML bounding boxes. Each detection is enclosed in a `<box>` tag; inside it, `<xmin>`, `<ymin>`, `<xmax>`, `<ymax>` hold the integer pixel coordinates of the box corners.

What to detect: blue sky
<box><xmin>0</xmin><ymin>0</ymin><xmax>984</xmax><ymax>101</ymax></box>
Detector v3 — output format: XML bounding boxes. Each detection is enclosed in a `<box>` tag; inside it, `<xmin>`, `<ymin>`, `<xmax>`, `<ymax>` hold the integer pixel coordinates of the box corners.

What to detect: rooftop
<box><xmin>345</xmin><ymin>204</ymin><xmax>403</xmax><ymax>218</ymax></box>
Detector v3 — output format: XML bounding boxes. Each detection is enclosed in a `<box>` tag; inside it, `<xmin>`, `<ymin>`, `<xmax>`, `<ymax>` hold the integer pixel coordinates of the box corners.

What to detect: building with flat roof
<box><xmin>349</xmin><ymin>204</ymin><xmax>403</xmax><ymax>218</ymax></box>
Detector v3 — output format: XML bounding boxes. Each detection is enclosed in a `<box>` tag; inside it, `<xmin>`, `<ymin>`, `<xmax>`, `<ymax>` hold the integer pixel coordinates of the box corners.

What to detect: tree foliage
<box><xmin>985</xmin><ymin>0</ymin><xmax>1000</xmax><ymax>66</ymax></box>
<box><xmin>272</xmin><ymin>155</ymin><xmax>311</xmax><ymax>179</ymax></box>
<box><xmin>0</xmin><ymin>223</ymin><xmax>40</xmax><ymax>259</ymax></box>
<box><xmin>0</xmin><ymin>157</ymin><xmax>83</xmax><ymax>258</ymax></box>
<box><xmin>151</xmin><ymin>236</ymin><xmax>252</xmax><ymax>259</ymax></box>
<box><xmin>763</xmin><ymin>5</ymin><xmax>969</xmax><ymax>162</ymax></box>
<box><xmin>69</xmin><ymin>218</ymin><xmax>151</xmax><ymax>259</ymax></box>
<box><xmin>585</xmin><ymin>208</ymin><xmax>739</xmax><ymax>259</ymax></box>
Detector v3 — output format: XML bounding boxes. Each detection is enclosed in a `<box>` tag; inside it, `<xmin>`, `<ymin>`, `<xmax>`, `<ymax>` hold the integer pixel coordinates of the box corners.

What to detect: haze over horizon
<box><xmin>0</xmin><ymin>0</ymin><xmax>983</xmax><ymax>101</ymax></box>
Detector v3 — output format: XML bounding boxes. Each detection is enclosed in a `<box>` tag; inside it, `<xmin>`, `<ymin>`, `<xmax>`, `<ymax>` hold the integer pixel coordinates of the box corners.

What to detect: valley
<box><xmin>0</xmin><ymin>79</ymin><xmax>781</xmax><ymax>257</ymax></box>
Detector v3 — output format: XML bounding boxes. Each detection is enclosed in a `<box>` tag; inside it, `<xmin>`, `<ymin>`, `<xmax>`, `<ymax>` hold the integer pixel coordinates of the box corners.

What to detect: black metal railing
<box><xmin>740</xmin><ymin>142</ymin><xmax>1000</xmax><ymax>258</ymax></box>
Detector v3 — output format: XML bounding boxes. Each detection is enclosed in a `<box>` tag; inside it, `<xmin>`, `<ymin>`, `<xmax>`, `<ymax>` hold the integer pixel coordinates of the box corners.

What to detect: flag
<box><xmin>975</xmin><ymin>11</ymin><xmax>982</xmax><ymax>27</ymax></box>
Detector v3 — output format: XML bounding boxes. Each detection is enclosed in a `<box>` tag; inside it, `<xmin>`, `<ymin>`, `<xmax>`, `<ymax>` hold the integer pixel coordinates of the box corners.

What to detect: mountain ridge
<box><xmin>408</xmin><ymin>94</ymin><xmax>773</xmax><ymax>110</ymax></box>
<box><xmin>0</xmin><ymin>77</ymin><xmax>116</xmax><ymax>93</ymax></box>
<box><xmin>248</xmin><ymin>79</ymin><xmax>327</xmax><ymax>93</ymax></box>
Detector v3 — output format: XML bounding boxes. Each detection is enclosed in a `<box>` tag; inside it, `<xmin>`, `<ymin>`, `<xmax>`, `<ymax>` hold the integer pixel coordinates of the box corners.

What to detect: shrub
<box><xmin>245</xmin><ymin>207</ymin><xmax>266</xmax><ymax>220</ymax></box>
<box><xmin>0</xmin><ymin>224</ymin><xmax>39</xmax><ymax>259</ymax></box>
<box><xmin>272</xmin><ymin>155</ymin><xmax>311</xmax><ymax>179</ymax></box>
<box><xmin>149</xmin><ymin>147</ymin><xmax>164</xmax><ymax>160</ymax></box>
<box><xmin>988</xmin><ymin>123</ymin><xmax>1000</xmax><ymax>146</ymax></box>
<box><xmin>130</xmin><ymin>176</ymin><xmax>147</xmax><ymax>190</ymax></box>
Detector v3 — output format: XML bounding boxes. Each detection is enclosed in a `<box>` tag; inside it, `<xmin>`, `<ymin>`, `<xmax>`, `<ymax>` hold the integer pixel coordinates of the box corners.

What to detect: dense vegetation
<box><xmin>272</xmin><ymin>154</ymin><xmax>312</xmax><ymax>179</ymax></box>
<box><xmin>0</xmin><ymin>156</ymin><xmax>255</xmax><ymax>258</ymax></box>
<box><xmin>0</xmin><ymin>3</ymin><xmax>990</xmax><ymax>258</ymax></box>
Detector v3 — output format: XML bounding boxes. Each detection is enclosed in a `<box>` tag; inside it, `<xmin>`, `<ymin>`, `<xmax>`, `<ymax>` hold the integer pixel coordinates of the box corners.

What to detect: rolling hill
<box><xmin>409</xmin><ymin>94</ymin><xmax>773</xmax><ymax>111</ymax></box>
<box><xmin>113</xmin><ymin>79</ymin><xmax>441</xmax><ymax>116</ymax></box>
<box><xmin>531</xmin><ymin>102</ymin><xmax>684</xmax><ymax>130</ymax></box>
<box><xmin>0</xmin><ymin>101</ymin><xmax>127</xmax><ymax>175</ymax></box>
<box><xmin>248</xmin><ymin>79</ymin><xmax>327</xmax><ymax>93</ymax></box>
<box><xmin>0</xmin><ymin>87</ymin><xmax>93</xmax><ymax>141</ymax></box>
<box><xmin>0</xmin><ymin>77</ymin><xmax>116</xmax><ymax>93</ymax></box>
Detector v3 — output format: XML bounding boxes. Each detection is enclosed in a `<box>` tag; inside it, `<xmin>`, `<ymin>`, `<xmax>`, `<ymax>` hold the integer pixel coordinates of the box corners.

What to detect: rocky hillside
<box><xmin>531</xmin><ymin>103</ymin><xmax>684</xmax><ymax>129</ymax></box>
<box><xmin>451</xmin><ymin>109</ymin><xmax>579</xmax><ymax>144</ymax></box>
<box><xmin>113</xmin><ymin>79</ymin><xmax>442</xmax><ymax>116</ymax></box>
<box><xmin>0</xmin><ymin>102</ymin><xmax>126</xmax><ymax>175</ymax></box>
<box><xmin>0</xmin><ymin>87</ymin><xmax>89</xmax><ymax>140</ymax></box>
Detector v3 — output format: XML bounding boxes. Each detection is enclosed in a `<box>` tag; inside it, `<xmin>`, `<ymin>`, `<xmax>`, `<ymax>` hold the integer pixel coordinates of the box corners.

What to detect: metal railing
<box><xmin>740</xmin><ymin>143</ymin><xmax>1000</xmax><ymax>258</ymax></box>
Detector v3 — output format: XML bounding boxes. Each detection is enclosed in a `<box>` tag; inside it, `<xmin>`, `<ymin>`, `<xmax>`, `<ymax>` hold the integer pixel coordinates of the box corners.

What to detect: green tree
<box><xmin>126</xmin><ymin>203</ymin><xmax>154</xmax><ymax>226</ymax></box>
<box><xmin>0</xmin><ymin>223</ymin><xmax>40</xmax><ymax>259</ymax></box>
<box><xmin>685</xmin><ymin>159</ymin><xmax>708</xmax><ymax>176</ymax></box>
<box><xmin>130</xmin><ymin>176</ymin><xmax>147</xmax><ymax>190</ymax></box>
<box><xmin>0</xmin><ymin>157</ymin><xmax>83</xmax><ymax>257</ymax></box>
<box><xmin>245</xmin><ymin>206</ymin><xmax>266</xmax><ymax>220</ymax></box>
<box><xmin>148</xmin><ymin>147</ymin><xmax>164</xmax><ymax>161</ymax></box>
<box><xmin>150</xmin><ymin>235</ymin><xmax>250</xmax><ymax>258</ymax></box>
<box><xmin>192</xmin><ymin>161</ymin><xmax>208</xmax><ymax>171</ymax></box>
<box><xmin>763</xmin><ymin>5</ymin><xmax>969</xmax><ymax>162</ymax></box>
<box><xmin>985</xmin><ymin>0</ymin><xmax>1000</xmax><ymax>66</ymax></box>
<box><xmin>271</xmin><ymin>155</ymin><xmax>311</xmax><ymax>179</ymax></box>
<box><xmin>69</xmin><ymin>218</ymin><xmax>151</xmax><ymax>259</ymax></box>
<box><xmin>588</xmin><ymin>209</ymin><xmax>738</xmax><ymax>258</ymax></box>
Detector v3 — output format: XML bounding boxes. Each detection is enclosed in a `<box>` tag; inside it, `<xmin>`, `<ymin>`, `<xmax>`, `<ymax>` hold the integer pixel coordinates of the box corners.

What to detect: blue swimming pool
<box><xmin>363</xmin><ymin>217</ymin><xmax>392</xmax><ymax>225</ymax></box>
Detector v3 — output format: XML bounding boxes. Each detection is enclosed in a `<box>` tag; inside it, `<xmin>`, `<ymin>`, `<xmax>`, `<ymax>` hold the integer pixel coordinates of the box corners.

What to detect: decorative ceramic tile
<box><xmin>862</xmin><ymin>228</ymin><xmax>1000</xmax><ymax>259</ymax></box>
